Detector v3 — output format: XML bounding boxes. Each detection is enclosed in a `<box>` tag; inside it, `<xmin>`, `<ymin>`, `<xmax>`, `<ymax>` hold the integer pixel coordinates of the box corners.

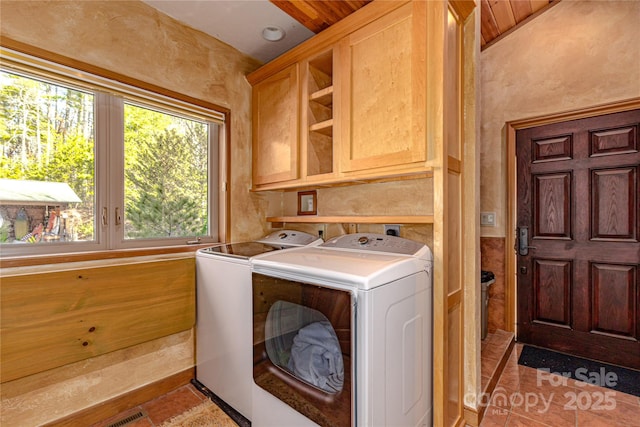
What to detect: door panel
<box><xmin>533</xmin><ymin>259</ymin><xmax>572</xmax><ymax>326</ymax></box>
<box><xmin>590</xmin><ymin>125</ymin><xmax>638</xmax><ymax>156</ymax></box>
<box><xmin>533</xmin><ymin>172</ymin><xmax>571</xmax><ymax>238</ymax></box>
<box><xmin>532</xmin><ymin>135</ymin><xmax>572</xmax><ymax>162</ymax></box>
<box><xmin>592</xmin><ymin>263</ymin><xmax>637</xmax><ymax>338</ymax></box>
<box><xmin>517</xmin><ymin>109</ymin><xmax>640</xmax><ymax>369</ymax></box>
<box><xmin>592</xmin><ymin>167</ymin><xmax>636</xmax><ymax>240</ymax></box>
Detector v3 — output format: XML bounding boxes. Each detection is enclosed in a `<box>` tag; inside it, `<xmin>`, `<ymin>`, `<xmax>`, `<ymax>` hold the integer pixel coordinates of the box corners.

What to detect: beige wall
<box><xmin>480</xmin><ymin>0</ymin><xmax>640</xmax><ymax>238</ymax></box>
<box><xmin>278</xmin><ymin>178</ymin><xmax>434</xmax><ymax>245</ymax></box>
<box><xmin>0</xmin><ymin>1</ymin><xmax>268</xmax><ymax>425</ymax></box>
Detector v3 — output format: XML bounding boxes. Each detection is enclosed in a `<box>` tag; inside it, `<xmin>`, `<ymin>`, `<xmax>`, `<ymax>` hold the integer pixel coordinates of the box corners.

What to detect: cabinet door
<box><xmin>340</xmin><ymin>2</ymin><xmax>427</xmax><ymax>174</ymax></box>
<box><xmin>252</xmin><ymin>64</ymin><xmax>300</xmax><ymax>186</ymax></box>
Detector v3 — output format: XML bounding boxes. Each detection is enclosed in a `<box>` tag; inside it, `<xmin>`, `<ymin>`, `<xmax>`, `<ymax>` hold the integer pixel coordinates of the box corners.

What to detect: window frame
<box><xmin>0</xmin><ymin>47</ymin><xmax>229</xmax><ymax>257</ymax></box>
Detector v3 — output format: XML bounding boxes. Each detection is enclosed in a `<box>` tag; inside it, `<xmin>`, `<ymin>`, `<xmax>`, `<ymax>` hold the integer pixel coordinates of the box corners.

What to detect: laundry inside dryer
<box><xmin>265</xmin><ymin>300</ymin><xmax>344</xmax><ymax>393</ymax></box>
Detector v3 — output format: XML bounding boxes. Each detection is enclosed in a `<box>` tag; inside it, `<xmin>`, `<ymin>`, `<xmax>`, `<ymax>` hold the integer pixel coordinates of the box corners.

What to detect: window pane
<box><xmin>0</xmin><ymin>71</ymin><xmax>95</xmax><ymax>246</ymax></box>
<box><xmin>123</xmin><ymin>103</ymin><xmax>209</xmax><ymax>240</ymax></box>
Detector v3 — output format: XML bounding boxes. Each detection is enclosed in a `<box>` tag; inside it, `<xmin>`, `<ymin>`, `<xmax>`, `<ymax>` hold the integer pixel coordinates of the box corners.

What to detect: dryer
<box><xmin>251</xmin><ymin>233</ymin><xmax>433</xmax><ymax>427</ymax></box>
<box><xmin>195</xmin><ymin>230</ymin><xmax>322</xmax><ymax>421</ymax></box>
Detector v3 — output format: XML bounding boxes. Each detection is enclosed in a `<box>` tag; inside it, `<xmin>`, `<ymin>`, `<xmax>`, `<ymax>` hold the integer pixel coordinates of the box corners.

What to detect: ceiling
<box><xmin>480</xmin><ymin>0</ymin><xmax>555</xmax><ymax>48</ymax></box>
<box><xmin>143</xmin><ymin>0</ymin><xmax>557</xmax><ymax>63</ymax></box>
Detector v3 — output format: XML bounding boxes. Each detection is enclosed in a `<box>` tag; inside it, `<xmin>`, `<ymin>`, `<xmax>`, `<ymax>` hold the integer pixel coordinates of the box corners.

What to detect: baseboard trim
<box><xmin>464</xmin><ymin>405</ymin><xmax>483</xmax><ymax>427</ymax></box>
<box><xmin>464</xmin><ymin>333</ymin><xmax>515</xmax><ymax>426</ymax></box>
<box><xmin>44</xmin><ymin>368</ymin><xmax>194</xmax><ymax>427</ymax></box>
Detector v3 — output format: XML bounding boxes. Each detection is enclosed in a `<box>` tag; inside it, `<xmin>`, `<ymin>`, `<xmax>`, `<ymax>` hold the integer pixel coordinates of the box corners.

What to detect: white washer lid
<box><xmin>252</xmin><ymin>245</ymin><xmax>432</xmax><ymax>290</ymax></box>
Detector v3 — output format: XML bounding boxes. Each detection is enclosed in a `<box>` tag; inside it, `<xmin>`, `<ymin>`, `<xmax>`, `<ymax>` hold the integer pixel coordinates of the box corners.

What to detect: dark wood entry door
<box><xmin>516</xmin><ymin>109</ymin><xmax>640</xmax><ymax>369</ymax></box>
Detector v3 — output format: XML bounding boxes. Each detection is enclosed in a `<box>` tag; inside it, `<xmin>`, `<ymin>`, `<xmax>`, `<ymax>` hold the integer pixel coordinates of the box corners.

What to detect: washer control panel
<box><xmin>257</xmin><ymin>230</ymin><xmax>321</xmax><ymax>247</ymax></box>
<box><xmin>322</xmin><ymin>233</ymin><xmax>424</xmax><ymax>255</ymax></box>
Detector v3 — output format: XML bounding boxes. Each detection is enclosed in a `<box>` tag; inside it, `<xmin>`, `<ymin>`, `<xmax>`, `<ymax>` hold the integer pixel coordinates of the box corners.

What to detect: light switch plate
<box><xmin>480</xmin><ymin>212</ymin><xmax>496</xmax><ymax>226</ymax></box>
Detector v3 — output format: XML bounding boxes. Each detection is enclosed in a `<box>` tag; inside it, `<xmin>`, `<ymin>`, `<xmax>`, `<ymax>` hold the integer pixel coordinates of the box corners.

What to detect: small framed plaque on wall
<box><xmin>297</xmin><ymin>190</ymin><xmax>317</xmax><ymax>215</ymax></box>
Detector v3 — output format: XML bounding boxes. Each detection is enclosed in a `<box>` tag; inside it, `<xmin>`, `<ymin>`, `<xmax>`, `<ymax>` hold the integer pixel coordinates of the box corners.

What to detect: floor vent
<box><xmin>106</xmin><ymin>410</ymin><xmax>146</xmax><ymax>427</ymax></box>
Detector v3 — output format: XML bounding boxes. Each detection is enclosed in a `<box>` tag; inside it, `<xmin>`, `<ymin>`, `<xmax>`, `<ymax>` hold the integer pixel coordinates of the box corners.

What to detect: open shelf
<box><xmin>309</xmin><ymin>119</ymin><xmax>333</xmax><ymax>136</ymax></box>
<box><xmin>309</xmin><ymin>86</ymin><xmax>333</xmax><ymax>106</ymax></box>
<box><xmin>306</xmin><ymin>50</ymin><xmax>334</xmax><ymax>177</ymax></box>
<box><xmin>266</xmin><ymin>215</ymin><xmax>434</xmax><ymax>224</ymax></box>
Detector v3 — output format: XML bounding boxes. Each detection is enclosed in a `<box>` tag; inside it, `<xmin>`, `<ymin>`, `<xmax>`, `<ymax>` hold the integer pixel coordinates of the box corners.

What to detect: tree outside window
<box><xmin>124</xmin><ymin>104</ymin><xmax>208</xmax><ymax>240</ymax></box>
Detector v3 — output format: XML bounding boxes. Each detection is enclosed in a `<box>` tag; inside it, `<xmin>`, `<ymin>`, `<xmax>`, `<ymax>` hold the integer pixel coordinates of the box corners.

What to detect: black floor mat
<box><xmin>518</xmin><ymin>345</ymin><xmax>640</xmax><ymax>397</ymax></box>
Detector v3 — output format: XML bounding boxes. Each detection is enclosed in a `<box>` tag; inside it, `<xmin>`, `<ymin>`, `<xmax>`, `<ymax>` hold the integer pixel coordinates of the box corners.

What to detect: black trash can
<box><xmin>481</xmin><ymin>270</ymin><xmax>495</xmax><ymax>340</ymax></box>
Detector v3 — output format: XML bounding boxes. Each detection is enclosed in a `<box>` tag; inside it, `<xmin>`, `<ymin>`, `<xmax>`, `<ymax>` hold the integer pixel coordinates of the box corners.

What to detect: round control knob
<box><xmin>358</xmin><ymin>236</ymin><xmax>369</xmax><ymax>245</ymax></box>
<box><xmin>278</xmin><ymin>232</ymin><xmax>288</xmax><ymax>239</ymax></box>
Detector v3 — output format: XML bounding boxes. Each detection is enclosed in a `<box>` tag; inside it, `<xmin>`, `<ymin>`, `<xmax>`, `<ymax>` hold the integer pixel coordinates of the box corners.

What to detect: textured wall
<box><xmin>480</xmin><ymin>0</ymin><xmax>640</xmax><ymax>238</ymax></box>
<box><xmin>0</xmin><ymin>0</ymin><xmax>267</xmax><ymax>424</ymax></box>
<box><xmin>279</xmin><ymin>178</ymin><xmax>434</xmax><ymax>246</ymax></box>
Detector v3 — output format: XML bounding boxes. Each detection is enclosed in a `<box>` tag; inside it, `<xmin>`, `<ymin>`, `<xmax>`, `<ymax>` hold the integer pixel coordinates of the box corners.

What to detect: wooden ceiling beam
<box><xmin>269</xmin><ymin>0</ymin><xmax>554</xmax><ymax>50</ymax></box>
<box><xmin>510</xmin><ymin>0</ymin><xmax>534</xmax><ymax>24</ymax></box>
<box><xmin>270</xmin><ymin>0</ymin><xmax>372</xmax><ymax>34</ymax></box>
<box><xmin>489</xmin><ymin>0</ymin><xmax>517</xmax><ymax>33</ymax></box>
<box><xmin>480</xmin><ymin>0</ymin><xmax>501</xmax><ymax>46</ymax></box>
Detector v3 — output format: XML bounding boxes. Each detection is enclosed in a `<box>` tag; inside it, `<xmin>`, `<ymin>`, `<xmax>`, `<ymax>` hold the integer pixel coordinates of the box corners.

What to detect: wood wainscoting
<box><xmin>1</xmin><ymin>254</ymin><xmax>195</xmax><ymax>383</ymax></box>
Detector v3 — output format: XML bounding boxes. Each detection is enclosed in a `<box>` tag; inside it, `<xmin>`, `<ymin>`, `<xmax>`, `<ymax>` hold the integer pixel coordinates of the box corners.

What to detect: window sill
<box><xmin>0</xmin><ymin>244</ymin><xmax>215</xmax><ymax>269</ymax></box>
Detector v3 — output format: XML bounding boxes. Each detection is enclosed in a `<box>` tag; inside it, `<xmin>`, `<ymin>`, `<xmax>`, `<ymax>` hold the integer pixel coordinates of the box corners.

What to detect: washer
<box><xmin>251</xmin><ymin>233</ymin><xmax>433</xmax><ymax>427</ymax></box>
<box><xmin>195</xmin><ymin>230</ymin><xmax>322</xmax><ymax>420</ymax></box>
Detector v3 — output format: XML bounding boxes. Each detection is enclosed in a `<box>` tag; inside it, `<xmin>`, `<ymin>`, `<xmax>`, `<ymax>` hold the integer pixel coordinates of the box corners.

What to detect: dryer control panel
<box><xmin>322</xmin><ymin>233</ymin><xmax>424</xmax><ymax>255</ymax></box>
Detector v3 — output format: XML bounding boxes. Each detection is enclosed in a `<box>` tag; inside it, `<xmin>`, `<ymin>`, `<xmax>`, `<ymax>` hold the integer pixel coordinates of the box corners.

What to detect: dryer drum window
<box><xmin>252</xmin><ymin>273</ymin><xmax>353</xmax><ymax>427</ymax></box>
<box><xmin>265</xmin><ymin>301</ymin><xmax>344</xmax><ymax>393</ymax></box>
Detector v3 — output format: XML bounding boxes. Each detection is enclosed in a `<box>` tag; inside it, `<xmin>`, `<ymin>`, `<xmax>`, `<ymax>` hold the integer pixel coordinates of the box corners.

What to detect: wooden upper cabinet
<box><xmin>249</xmin><ymin>0</ymin><xmax>434</xmax><ymax>190</ymax></box>
<box><xmin>252</xmin><ymin>64</ymin><xmax>300</xmax><ymax>186</ymax></box>
<box><xmin>339</xmin><ymin>1</ymin><xmax>427</xmax><ymax>175</ymax></box>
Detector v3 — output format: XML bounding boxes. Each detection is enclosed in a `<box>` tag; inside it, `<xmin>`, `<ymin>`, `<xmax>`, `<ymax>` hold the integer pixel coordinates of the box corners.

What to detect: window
<box><xmin>123</xmin><ymin>103</ymin><xmax>210</xmax><ymax>241</ymax></box>
<box><xmin>1</xmin><ymin>72</ymin><xmax>96</xmax><ymax>246</ymax></box>
<box><xmin>0</xmin><ymin>49</ymin><xmax>225</xmax><ymax>256</ymax></box>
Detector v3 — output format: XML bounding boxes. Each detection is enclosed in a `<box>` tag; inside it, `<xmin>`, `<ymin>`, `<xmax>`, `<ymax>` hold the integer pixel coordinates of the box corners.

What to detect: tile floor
<box><xmin>481</xmin><ymin>329</ymin><xmax>515</xmax><ymax>396</ymax></box>
<box><xmin>93</xmin><ymin>343</ymin><xmax>640</xmax><ymax>427</ymax></box>
<box><xmin>90</xmin><ymin>383</ymin><xmax>237</xmax><ymax>427</ymax></box>
<box><xmin>478</xmin><ymin>344</ymin><xmax>640</xmax><ymax>427</ymax></box>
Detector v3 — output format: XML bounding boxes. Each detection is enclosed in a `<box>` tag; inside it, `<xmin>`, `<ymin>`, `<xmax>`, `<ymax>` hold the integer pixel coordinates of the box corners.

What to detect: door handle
<box><xmin>517</xmin><ymin>226</ymin><xmax>537</xmax><ymax>256</ymax></box>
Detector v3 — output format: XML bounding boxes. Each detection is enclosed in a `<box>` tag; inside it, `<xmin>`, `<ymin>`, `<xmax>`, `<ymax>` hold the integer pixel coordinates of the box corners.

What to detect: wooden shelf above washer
<box><xmin>266</xmin><ymin>215</ymin><xmax>434</xmax><ymax>224</ymax></box>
